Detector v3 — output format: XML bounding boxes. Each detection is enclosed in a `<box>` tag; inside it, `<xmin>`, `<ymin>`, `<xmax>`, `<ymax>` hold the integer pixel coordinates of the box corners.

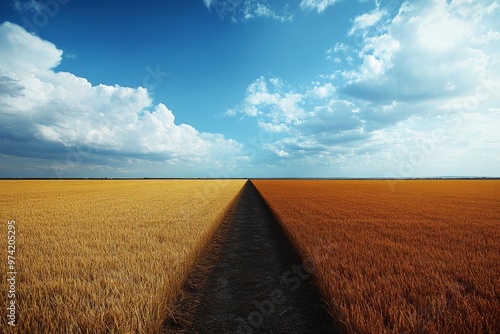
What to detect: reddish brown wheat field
<box><xmin>253</xmin><ymin>180</ymin><xmax>500</xmax><ymax>334</ymax></box>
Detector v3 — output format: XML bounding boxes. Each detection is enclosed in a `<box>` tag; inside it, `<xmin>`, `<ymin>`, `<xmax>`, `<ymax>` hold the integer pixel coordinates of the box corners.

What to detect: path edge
<box><xmin>159</xmin><ymin>180</ymin><xmax>249</xmax><ymax>333</ymax></box>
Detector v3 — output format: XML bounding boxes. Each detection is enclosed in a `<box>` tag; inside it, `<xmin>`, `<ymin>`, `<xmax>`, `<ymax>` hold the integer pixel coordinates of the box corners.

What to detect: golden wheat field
<box><xmin>0</xmin><ymin>179</ymin><xmax>245</xmax><ymax>333</ymax></box>
<box><xmin>253</xmin><ymin>180</ymin><xmax>500</xmax><ymax>334</ymax></box>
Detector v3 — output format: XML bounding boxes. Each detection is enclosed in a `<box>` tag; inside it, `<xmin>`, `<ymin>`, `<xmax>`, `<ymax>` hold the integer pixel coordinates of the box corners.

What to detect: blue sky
<box><xmin>0</xmin><ymin>0</ymin><xmax>499</xmax><ymax>178</ymax></box>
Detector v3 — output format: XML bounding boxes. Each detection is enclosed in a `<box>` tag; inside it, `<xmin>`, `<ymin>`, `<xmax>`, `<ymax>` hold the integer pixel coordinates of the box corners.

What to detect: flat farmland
<box><xmin>0</xmin><ymin>180</ymin><xmax>245</xmax><ymax>333</ymax></box>
<box><xmin>253</xmin><ymin>180</ymin><xmax>500</xmax><ymax>333</ymax></box>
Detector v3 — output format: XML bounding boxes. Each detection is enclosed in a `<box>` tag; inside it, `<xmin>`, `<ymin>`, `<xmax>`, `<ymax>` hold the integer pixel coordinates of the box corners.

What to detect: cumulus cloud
<box><xmin>343</xmin><ymin>0</ymin><xmax>500</xmax><ymax>103</ymax></box>
<box><xmin>0</xmin><ymin>22</ymin><xmax>242</xmax><ymax>175</ymax></box>
<box><xmin>308</xmin><ymin>82</ymin><xmax>336</xmax><ymax>99</ymax></box>
<box><xmin>226</xmin><ymin>76</ymin><xmax>369</xmax><ymax>160</ymax></box>
<box><xmin>232</xmin><ymin>76</ymin><xmax>305</xmax><ymax>123</ymax></box>
<box><xmin>226</xmin><ymin>0</ymin><xmax>500</xmax><ymax>176</ymax></box>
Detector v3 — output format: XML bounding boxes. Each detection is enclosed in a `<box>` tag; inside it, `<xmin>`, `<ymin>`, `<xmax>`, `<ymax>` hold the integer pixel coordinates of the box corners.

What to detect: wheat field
<box><xmin>253</xmin><ymin>180</ymin><xmax>500</xmax><ymax>334</ymax></box>
<box><xmin>0</xmin><ymin>179</ymin><xmax>245</xmax><ymax>333</ymax></box>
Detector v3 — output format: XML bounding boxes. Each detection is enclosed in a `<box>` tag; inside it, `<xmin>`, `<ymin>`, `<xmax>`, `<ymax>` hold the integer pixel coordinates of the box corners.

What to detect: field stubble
<box><xmin>253</xmin><ymin>180</ymin><xmax>500</xmax><ymax>334</ymax></box>
<box><xmin>0</xmin><ymin>179</ymin><xmax>245</xmax><ymax>333</ymax></box>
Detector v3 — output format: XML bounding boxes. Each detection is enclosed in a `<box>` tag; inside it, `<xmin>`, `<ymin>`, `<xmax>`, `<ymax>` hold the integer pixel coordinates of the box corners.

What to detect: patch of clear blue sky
<box><xmin>0</xmin><ymin>0</ymin><xmax>373</xmax><ymax>142</ymax></box>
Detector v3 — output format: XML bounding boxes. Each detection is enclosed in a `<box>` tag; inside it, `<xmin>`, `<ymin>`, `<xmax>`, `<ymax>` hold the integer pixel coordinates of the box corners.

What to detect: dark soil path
<box><xmin>161</xmin><ymin>180</ymin><xmax>337</xmax><ymax>334</ymax></box>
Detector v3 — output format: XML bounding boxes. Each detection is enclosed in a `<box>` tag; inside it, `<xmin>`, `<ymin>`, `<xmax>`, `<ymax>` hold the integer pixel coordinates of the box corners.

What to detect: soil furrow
<box><xmin>162</xmin><ymin>180</ymin><xmax>337</xmax><ymax>333</ymax></box>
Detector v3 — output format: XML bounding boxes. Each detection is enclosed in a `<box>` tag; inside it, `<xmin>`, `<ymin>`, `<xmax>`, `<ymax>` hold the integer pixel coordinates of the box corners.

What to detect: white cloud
<box><xmin>227</xmin><ymin>77</ymin><xmax>371</xmax><ymax>161</ymax></box>
<box><xmin>263</xmin><ymin>143</ymin><xmax>290</xmax><ymax>157</ymax></box>
<box><xmin>227</xmin><ymin>0</ymin><xmax>500</xmax><ymax>175</ymax></box>
<box><xmin>412</xmin><ymin>2</ymin><xmax>472</xmax><ymax>53</ymax></box>
<box><xmin>0</xmin><ymin>22</ymin><xmax>242</xmax><ymax>172</ymax></box>
<box><xmin>12</xmin><ymin>0</ymin><xmax>44</xmax><ymax>14</ymax></box>
<box><xmin>348</xmin><ymin>7</ymin><xmax>387</xmax><ymax>35</ymax></box>
<box><xmin>0</xmin><ymin>21</ymin><xmax>62</xmax><ymax>74</ymax></box>
<box><xmin>245</xmin><ymin>77</ymin><xmax>280</xmax><ymax>106</ymax></box>
<box><xmin>203</xmin><ymin>0</ymin><xmax>293</xmax><ymax>23</ymax></box>
<box><xmin>231</xmin><ymin>76</ymin><xmax>305</xmax><ymax>123</ymax></box>
<box><xmin>308</xmin><ymin>82</ymin><xmax>336</xmax><ymax>99</ymax></box>
<box><xmin>351</xmin><ymin>33</ymin><xmax>400</xmax><ymax>80</ymax></box>
<box><xmin>343</xmin><ymin>0</ymin><xmax>500</xmax><ymax>103</ymax></box>
<box><xmin>257</xmin><ymin>121</ymin><xmax>290</xmax><ymax>133</ymax></box>
<box><xmin>300</xmin><ymin>0</ymin><xmax>340</xmax><ymax>13</ymax></box>
<box><xmin>245</xmin><ymin>2</ymin><xmax>293</xmax><ymax>22</ymax></box>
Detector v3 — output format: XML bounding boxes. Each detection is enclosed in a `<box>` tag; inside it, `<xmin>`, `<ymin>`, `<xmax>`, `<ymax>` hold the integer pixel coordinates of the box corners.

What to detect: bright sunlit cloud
<box><xmin>0</xmin><ymin>22</ymin><xmax>243</xmax><ymax>176</ymax></box>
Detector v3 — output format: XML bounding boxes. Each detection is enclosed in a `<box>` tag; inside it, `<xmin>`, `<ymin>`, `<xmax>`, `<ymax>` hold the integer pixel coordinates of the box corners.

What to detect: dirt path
<box><xmin>162</xmin><ymin>180</ymin><xmax>337</xmax><ymax>333</ymax></box>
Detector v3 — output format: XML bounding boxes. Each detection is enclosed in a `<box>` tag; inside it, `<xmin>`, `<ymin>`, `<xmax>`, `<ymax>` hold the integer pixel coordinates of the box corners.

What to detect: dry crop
<box><xmin>253</xmin><ymin>180</ymin><xmax>500</xmax><ymax>334</ymax></box>
<box><xmin>0</xmin><ymin>179</ymin><xmax>245</xmax><ymax>333</ymax></box>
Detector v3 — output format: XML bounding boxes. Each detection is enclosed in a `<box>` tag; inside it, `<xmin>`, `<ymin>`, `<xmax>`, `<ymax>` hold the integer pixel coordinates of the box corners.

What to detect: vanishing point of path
<box><xmin>162</xmin><ymin>180</ymin><xmax>337</xmax><ymax>334</ymax></box>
